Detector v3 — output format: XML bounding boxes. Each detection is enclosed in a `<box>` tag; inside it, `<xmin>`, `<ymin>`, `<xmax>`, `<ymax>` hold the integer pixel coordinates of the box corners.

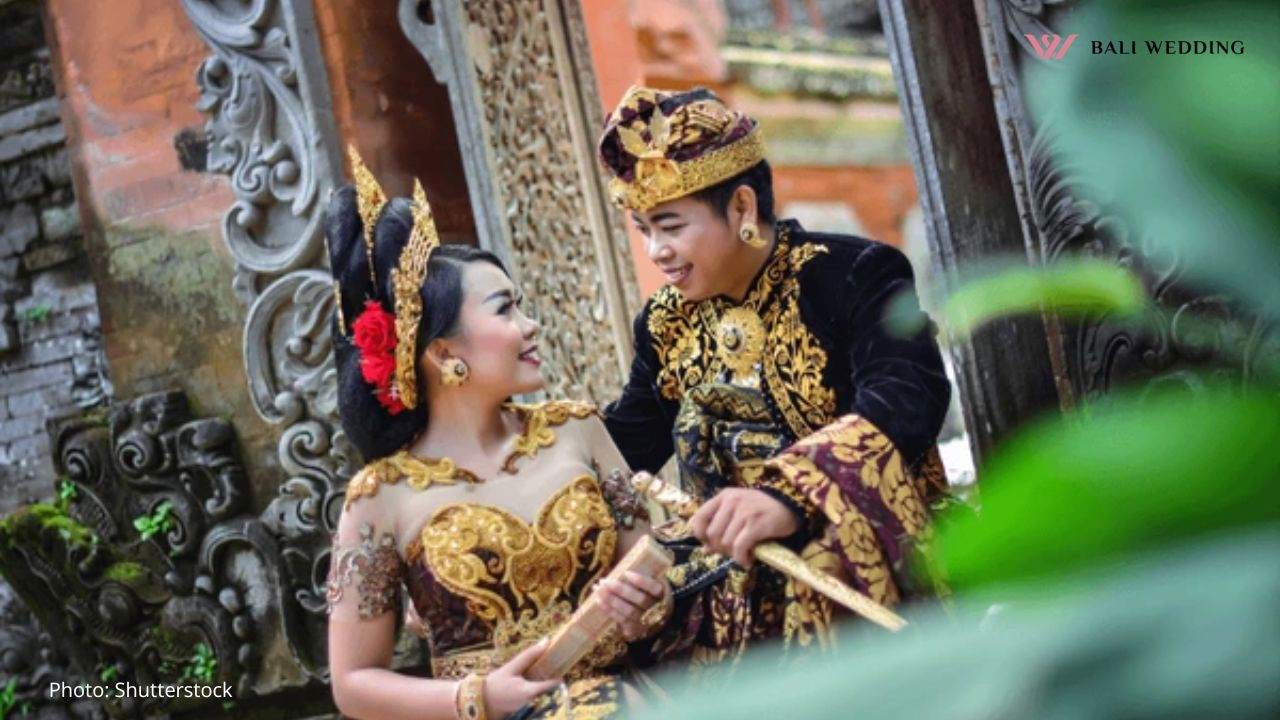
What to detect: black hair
<box><xmin>325</xmin><ymin>186</ymin><xmax>507</xmax><ymax>462</ymax></box>
<box><xmin>690</xmin><ymin>159</ymin><xmax>776</xmax><ymax>226</ymax></box>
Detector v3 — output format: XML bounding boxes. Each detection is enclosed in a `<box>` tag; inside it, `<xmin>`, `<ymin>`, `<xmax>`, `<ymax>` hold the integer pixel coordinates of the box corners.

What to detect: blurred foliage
<box><xmin>633</xmin><ymin>527</ymin><xmax>1280</xmax><ymax>720</ymax></box>
<box><xmin>928</xmin><ymin>388</ymin><xmax>1280</xmax><ymax>592</ymax></box>
<box><xmin>1028</xmin><ymin>1</ymin><xmax>1280</xmax><ymax>318</ymax></box>
<box><xmin>890</xmin><ymin>257</ymin><xmax>1147</xmax><ymax>339</ymax></box>
<box><xmin>628</xmin><ymin>1</ymin><xmax>1280</xmax><ymax>718</ymax></box>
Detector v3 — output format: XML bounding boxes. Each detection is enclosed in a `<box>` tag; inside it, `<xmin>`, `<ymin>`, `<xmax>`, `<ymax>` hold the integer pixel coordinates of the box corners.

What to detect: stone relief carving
<box><xmin>0</xmin><ymin>581</ymin><xmax>104</xmax><ymax>719</ymax></box>
<box><xmin>182</xmin><ymin>0</ymin><xmax>345</xmax><ymax>678</ymax></box>
<box><xmin>0</xmin><ymin>391</ymin><xmax>307</xmax><ymax>718</ymax></box>
<box><xmin>399</xmin><ymin>0</ymin><xmax>640</xmax><ymax>404</ymax></box>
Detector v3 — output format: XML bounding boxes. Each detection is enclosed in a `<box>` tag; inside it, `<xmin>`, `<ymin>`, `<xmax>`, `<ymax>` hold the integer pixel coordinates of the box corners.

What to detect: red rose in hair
<box><xmin>350</xmin><ymin>300</ymin><xmax>405</xmax><ymax>415</ymax></box>
<box><xmin>359</xmin><ymin>352</ymin><xmax>396</xmax><ymax>388</ymax></box>
<box><xmin>352</xmin><ymin>300</ymin><xmax>397</xmax><ymax>354</ymax></box>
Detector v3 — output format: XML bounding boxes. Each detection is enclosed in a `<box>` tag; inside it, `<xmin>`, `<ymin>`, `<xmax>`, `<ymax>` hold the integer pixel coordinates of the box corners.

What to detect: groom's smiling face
<box><xmin>630</xmin><ymin>197</ymin><xmax>740</xmax><ymax>302</ymax></box>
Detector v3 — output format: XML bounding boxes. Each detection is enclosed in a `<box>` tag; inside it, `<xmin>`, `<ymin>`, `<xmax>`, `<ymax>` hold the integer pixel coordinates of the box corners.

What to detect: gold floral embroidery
<box><xmin>524</xmin><ymin>675</ymin><xmax>622</xmax><ymax>720</ymax></box>
<box><xmin>759</xmin><ymin>243</ymin><xmax>834</xmax><ymax>437</ymax></box>
<box><xmin>787</xmin><ymin>415</ymin><xmax>929</xmax><ymax>537</ymax></box>
<box><xmin>419</xmin><ymin>476</ymin><xmax>617</xmax><ymax>626</ymax></box>
<box><xmin>501</xmin><ymin>400</ymin><xmax>598</xmax><ymax>473</ymax></box>
<box><xmin>344</xmin><ymin>453</ymin><xmax>481</xmax><ymax>509</ymax></box>
<box><xmin>647</xmin><ymin>288</ymin><xmax>708</xmax><ymax>401</ymax></box>
<box><xmin>326</xmin><ymin>523</ymin><xmax>405</xmax><ymax>619</ymax></box>
<box><xmin>343</xmin><ymin>401</ymin><xmax>597</xmax><ymax>508</ymax></box>
<box><xmin>645</xmin><ymin>227</ymin><xmax>836</xmax><ymax>438</ymax></box>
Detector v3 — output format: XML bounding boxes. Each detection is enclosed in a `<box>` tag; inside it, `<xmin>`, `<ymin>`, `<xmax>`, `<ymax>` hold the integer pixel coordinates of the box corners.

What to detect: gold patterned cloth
<box><xmin>648</xmin><ymin>389</ymin><xmax>948</xmax><ymax>671</ymax></box>
<box><xmin>326</xmin><ymin>401</ymin><xmax>644</xmax><ymax>719</ymax></box>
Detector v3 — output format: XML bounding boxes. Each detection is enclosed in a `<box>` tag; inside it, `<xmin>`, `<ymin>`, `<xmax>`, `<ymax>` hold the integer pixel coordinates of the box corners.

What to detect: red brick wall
<box><xmin>314</xmin><ymin>1</ymin><xmax>477</xmax><ymax>245</ymax></box>
<box><xmin>41</xmin><ymin>0</ymin><xmax>278</xmax><ymax>488</ymax></box>
<box><xmin>773</xmin><ymin>165</ymin><xmax>918</xmax><ymax>248</ymax></box>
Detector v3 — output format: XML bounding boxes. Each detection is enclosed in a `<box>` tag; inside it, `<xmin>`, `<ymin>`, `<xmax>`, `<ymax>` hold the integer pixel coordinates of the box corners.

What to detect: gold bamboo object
<box><xmin>631</xmin><ymin>473</ymin><xmax>907</xmax><ymax>632</ymax></box>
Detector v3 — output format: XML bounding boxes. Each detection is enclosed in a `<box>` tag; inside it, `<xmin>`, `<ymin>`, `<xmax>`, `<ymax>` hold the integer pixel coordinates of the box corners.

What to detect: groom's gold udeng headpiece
<box><xmin>597</xmin><ymin>86</ymin><xmax>766</xmax><ymax>212</ymax></box>
<box><xmin>346</xmin><ymin>146</ymin><xmax>441</xmax><ymax>411</ymax></box>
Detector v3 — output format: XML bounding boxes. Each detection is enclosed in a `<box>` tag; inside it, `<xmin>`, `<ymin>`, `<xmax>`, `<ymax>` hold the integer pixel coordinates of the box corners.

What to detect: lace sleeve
<box><xmin>326</xmin><ymin>496</ymin><xmax>406</xmax><ymax>622</ymax></box>
<box><xmin>582</xmin><ymin>413</ymin><xmax>650</xmax><ymax>530</ymax></box>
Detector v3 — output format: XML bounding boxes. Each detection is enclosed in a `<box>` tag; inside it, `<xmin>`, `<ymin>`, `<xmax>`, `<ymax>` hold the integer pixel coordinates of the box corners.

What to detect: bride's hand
<box><xmin>483</xmin><ymin>639</ymin><xmax>559</xmax><ymax>719</ymax></box>
<box><xmin>596</xmin><ymin>571</ymin><xmax>671</xmax><ymax>641</ymax></box>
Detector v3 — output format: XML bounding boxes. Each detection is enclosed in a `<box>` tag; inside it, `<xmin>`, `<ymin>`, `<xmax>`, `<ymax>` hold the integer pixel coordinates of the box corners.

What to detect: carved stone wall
<box><xmin>0</xmin><ymin>392</ymin><xmax>308</xmax><ymax>717</ymax></box>
<box><xmin>974</xmin><ymin>0</ymin><xmax>1278</xmax><ymax>403</ymax></box>
<box><xmin>399</xmin><ymin>0</ymin><xmax>641</xmax><ymax>403</ymax></box>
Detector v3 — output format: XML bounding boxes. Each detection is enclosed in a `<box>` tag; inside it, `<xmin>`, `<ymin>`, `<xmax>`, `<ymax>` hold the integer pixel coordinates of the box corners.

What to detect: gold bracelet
<box><xmin>454</xmin><ymin>672</ymin><xmax>488</xmax><ymax>720</ymax></box>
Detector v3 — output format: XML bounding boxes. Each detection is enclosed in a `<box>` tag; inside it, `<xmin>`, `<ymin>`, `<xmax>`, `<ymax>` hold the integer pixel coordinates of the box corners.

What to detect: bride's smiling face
<box><xmin>439</xmin><ymin>261</ymin><xmax>544</xmax><ymax>396</ymax></box>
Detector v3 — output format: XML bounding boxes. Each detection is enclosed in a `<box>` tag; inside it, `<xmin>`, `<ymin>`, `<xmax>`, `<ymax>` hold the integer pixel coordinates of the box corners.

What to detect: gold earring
<box><xmin>440</xmin><ymin>357</ymin><xmax>469</xmax><ymax>387</ymax></box>
<box><xmin>739</xmin><ymin>221</ymin><xmax>766</xmax><ymax>248</ymax></box>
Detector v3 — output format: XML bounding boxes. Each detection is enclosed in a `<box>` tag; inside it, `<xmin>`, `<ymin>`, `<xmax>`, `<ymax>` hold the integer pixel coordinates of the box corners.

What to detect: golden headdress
<box><xmin>348</xmin><ymin>145</ymin><xmax>387</xmax><ymax>284</ymax></box>
<box><xmin>345</xmin><ymin>146</ymin><xmax>441</xmax><ymax>413</ymax></box>
<box><xmin>597</xmin><ymin>85</ymin><xmax>766</xmax><ymax>212</ymax></box>
<box><xmin>390</xmin><ymin>179</ymin><xmax>439</xmax><ymax>410</ymax></box>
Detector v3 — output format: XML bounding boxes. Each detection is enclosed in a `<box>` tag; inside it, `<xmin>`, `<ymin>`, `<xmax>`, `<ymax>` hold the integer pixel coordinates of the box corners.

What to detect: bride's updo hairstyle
<box><xmin>325</xmin><ymin>185</ymin><xmax>507</xmax><ymax>462</ymax></box>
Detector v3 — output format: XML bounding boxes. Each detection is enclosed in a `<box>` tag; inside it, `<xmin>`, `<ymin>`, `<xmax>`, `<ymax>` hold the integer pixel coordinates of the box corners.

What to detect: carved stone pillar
<box><xmin>398</xmin><ymin>0</ymin><xmax>641</xmax><ymax>402</ymax></box>
<box><xmin>180</xmin><ymin>0</ymin><xmax>352</xmax><ymax>682</ymax></box>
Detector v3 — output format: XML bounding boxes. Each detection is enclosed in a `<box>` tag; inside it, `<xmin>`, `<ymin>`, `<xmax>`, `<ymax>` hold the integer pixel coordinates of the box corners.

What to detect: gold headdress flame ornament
<box><xmin>601</xmin><ymin>85</ymin><xmax>767</xmax><ymax>212</ymax></box>
<box><xmin>344</xmin><ymin>145</ymin><xmax>441</xmax><ymax>412</ymax></box>
<box><xmin>348</xmin><ymin>145</ymin><xmax>387</xmax><ymax>284</ymax></box>
<box><xmin>390</xmin><ymin>179</ymin><xmax>440</xmax><ymax>410</ymax></box>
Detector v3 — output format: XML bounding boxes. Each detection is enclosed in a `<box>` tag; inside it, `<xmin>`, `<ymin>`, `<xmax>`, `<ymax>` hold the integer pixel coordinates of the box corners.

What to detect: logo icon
<box><xmin>1025</xmin><ymin>33</ymin><xmax>1078</xmax><ymax>60</ymax></box>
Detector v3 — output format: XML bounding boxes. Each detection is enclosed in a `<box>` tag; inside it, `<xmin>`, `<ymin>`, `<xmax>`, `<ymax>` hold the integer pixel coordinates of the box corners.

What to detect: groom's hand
<box><xmin>689</xmin><ymin>488</ymin><xmax>799</xmax><ymax>567</ymax></box>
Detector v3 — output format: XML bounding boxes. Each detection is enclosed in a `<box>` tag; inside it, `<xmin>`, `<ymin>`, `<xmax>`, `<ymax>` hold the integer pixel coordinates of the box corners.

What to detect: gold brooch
<box><xmin>716</xmin><ymin>307</ymin><xmax>765</xmax><ymax>383</ymax></box>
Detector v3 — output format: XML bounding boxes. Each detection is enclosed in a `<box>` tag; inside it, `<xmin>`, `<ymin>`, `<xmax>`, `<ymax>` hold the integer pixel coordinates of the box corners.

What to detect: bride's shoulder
<box><xmin>342</xmin><ymin>450</ymin><xmax>481</xmax><ymax>512</ymax></box>
<box><xmin>507</xmin><ymin>399</ymin><xmax>604</xmax><ymax>454</ymax></box>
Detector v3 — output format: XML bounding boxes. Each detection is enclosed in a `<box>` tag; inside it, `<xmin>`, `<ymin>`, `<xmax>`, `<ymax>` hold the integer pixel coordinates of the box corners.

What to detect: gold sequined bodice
<box><xmin>403</xmin><ymin>474</ymin><xmax>620</xmax><ymax>677</ymax></box>
<box><xmin>339</xmin><ymin>400</ymin><xmax>627</xmax><ymax>679</ymax></box>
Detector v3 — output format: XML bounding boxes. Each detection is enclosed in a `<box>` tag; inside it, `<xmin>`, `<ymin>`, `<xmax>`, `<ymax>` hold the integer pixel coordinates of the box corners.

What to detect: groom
<box><xmin>599</xmin><ymin>86</ymin><xmax>951</xmax><ymax>659</ymax></box>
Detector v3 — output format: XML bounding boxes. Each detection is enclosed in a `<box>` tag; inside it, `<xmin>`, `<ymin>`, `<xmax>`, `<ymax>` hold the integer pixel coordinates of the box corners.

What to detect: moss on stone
<box><xmin>103</xmin><ymin>561</ymin><xmax>148</xmax><ymax>584</ymax></box>
<box><xmin>0</xmin><ymin>503</ymin><xmax>99</xmax><ymax>551</ymax></box>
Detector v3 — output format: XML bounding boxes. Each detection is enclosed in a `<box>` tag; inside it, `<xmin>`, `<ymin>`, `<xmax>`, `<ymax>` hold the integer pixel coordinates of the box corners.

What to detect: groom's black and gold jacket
<box><xmin>605</xmin><ymin>220</ymin><xmax>952</xmax><ymax>659</ymax></box>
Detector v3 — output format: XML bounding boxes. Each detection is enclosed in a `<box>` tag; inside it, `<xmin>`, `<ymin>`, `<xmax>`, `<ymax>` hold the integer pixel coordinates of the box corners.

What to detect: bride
<box><xmin>324</xmin><ymin>155</ymin><xmax>669</xmax><ymax>720</ymax></box>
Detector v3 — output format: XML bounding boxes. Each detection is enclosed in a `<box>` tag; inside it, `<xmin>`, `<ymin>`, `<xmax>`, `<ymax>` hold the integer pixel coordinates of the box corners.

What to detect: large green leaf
<box><xmin>937</xmin><ymin>258</ymin><xmax>1146</xmax><ymax>339</ymax></box>
<box><xmin>929</xmin><ymin>388</ymin><xmax>1280</xmax><ymax>592</ymax></box>
<box><xmin>627</xmin><ymin>527</ymin><xmax>1280</xmax><ymax>720</ymax></box>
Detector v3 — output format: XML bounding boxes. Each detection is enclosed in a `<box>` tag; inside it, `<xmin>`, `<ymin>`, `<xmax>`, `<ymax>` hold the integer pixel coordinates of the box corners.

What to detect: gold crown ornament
<box><xmin>345</xmin><ymin>145</ymin><xmax>442</xmax><ymax>412</ymax></box>
<box><xmin>348</xmin><ymin>145</ymin><xmax>388</xmax><ymax>284</ymax></box>
<box><xmin>600</xmin><ymin>85</ymin><xmax>767</xmax><ymax>212</ymax></box>
<box><xmin>390</xmin><ymin>179</ymin><xmax>441</xmax><ymax>410</ymax></box>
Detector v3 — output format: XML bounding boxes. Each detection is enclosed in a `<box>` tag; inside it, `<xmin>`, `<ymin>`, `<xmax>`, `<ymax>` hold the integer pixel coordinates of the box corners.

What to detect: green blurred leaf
<box><xmin>629</xmin><ymin>528</ymin><xmax>1280</xmax><ymax>720</ymax></box>
<box><xmin>929</xmin><ymin>388</ymin><xmax>1280</xmax><ymax>592</ymax></box>
<box><xmin>934</xmin><ymin>258</ymin><xmax>1146</xmax><ymax>338</ymax></box>
<box><xmin>1028</xmin><ymin>0</ymin><xmax>1280</xmax><ymax>318</ymax></box>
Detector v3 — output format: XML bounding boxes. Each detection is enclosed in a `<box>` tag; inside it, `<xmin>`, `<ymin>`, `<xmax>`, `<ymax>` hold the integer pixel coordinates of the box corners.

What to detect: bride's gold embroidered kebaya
<box><xmin>328</xmin><ymin>401</ymin><xmax>642</xmax><ymax>717</ymax></box>
<box><xmin>598</xmin><ymin>86</ymin><xmax>953</xmax><ymax>669</ymax></box>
